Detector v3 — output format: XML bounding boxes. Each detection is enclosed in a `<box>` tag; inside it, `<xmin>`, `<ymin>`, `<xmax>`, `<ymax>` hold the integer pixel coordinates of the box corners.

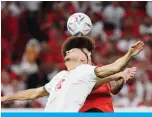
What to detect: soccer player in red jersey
<box><xmin>80</xmin><ymin>66</ymin><xmax>136</xmax><ymax>112</ymax></box>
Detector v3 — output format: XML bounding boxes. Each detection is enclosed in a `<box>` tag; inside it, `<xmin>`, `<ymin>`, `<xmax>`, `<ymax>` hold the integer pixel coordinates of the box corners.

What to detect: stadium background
<box><xmin>1</xmin><ymin>1</ymin><xmax>152</xmax><ymax>111</ymax></box>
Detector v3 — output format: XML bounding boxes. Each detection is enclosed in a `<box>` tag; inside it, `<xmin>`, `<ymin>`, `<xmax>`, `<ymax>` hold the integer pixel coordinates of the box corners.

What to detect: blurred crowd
<box><xmin>1</xmin><ymin>1</ymin><xmax>152</xmax><ymax>108</ymax></box>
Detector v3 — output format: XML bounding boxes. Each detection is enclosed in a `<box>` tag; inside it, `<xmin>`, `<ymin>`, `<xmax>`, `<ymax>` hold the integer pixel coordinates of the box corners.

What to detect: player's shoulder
<box><xmin>56</xmin><ymin>70</ymin><xmax>67</xmax><ymax>77</ymax></box>
<box><xmin>77</xmin><ymin>64</ymin><xmax>96</xmax><ymax>69</ymax></box>
<box><xmin>76</xmin><ymin>64</ymin><xmax>97</xmax><ymax>77</ymax></box>
<box><xmin>51</xmin><ymin>70</ymin><xmax>67</xmax><ymax>80</ymax></box>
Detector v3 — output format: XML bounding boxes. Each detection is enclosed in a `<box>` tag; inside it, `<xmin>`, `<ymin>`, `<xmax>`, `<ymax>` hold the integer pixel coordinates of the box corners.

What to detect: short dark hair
<box><xmin>61</xmin><ymin>36</ymin><xmax>95</xmax><ymax>57</ymax></box>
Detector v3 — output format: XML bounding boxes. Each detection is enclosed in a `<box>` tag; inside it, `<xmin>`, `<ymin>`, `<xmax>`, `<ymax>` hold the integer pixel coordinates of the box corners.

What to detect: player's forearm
<box><xmin>112</xmin><ymin>52</ymin><xmax>132</xmax><ymax>72</ymax></box>
<box><xmin>93</xmin><ymin>73</ymin><xmax>122</xmax><ymax>90</ymax></box>
<box><xmin>110</xmin><ymin>79</ymin><xmax>124</xmax><ymax>95</ymax></box>
<box><xmin>95</xmin><ymin>52</ymin><xmax>132</xmax><ymax>78</ymax></box>
<box><xmin>1</xmin><ymin>89</ymin><xmax>38</xmax><ymax>102</ymax></box>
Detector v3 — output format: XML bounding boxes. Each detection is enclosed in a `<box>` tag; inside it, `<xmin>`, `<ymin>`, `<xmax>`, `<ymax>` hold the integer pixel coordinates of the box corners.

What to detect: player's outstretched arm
<box><xmin>93</xmin><ymin>67</ymin><xmax>136</xmax><ymax>90</ymax></box>
<box><xmin>93</xmin><ymin>72</ymin><xmax>125</xmax><ymax>90</ymax></box>
<box><xmin>1</xmin><ymin>87</ymin><xmax>48</xmax><ymax>102</ymax></box>
<box><xmin>94</xmin><ymin>41</ymin><xmax>144</xmax><ymax>78</ymax></box>
<box><xmin>110</xmin><ymin>67</ymin><xmax>136</xmax><ymax>95</ymax></box>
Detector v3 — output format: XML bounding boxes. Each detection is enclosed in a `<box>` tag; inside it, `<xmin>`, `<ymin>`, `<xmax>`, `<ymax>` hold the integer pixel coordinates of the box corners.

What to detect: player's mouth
<box><xmin>64</xmin><ymin>56</ymin><xmax>71</xmax><ymax>62</ymax></box>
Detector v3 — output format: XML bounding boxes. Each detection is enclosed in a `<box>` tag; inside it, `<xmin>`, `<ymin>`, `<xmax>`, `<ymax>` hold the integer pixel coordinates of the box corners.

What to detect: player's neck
<box><xmin>66</xmin><ymin>61</ymin><xmax>84</xmax><ymax>71</ymax></box>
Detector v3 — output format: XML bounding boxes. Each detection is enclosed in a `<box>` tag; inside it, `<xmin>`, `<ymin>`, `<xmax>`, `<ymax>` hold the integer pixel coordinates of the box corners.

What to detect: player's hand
<box><xmin>114</xmin><ymin>72</ymin><xmax>127</xmax><ymax>81</ymax></box>
<box><xmin>128</xmin><ymin>41</ymin><xmax>144</xmax><ymax>57</ymax></box>
<box><xmin>123</xmin><ymin>67</ymin><xmax>136</xmax><ymax>83</ymax></box>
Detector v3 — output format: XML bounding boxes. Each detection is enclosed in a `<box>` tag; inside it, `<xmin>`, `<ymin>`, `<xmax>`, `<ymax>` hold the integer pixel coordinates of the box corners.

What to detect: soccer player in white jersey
<box><xmin>1</xmin><ymin>36</ymin><xmax>144</xmax><ymax>112</ymax></box>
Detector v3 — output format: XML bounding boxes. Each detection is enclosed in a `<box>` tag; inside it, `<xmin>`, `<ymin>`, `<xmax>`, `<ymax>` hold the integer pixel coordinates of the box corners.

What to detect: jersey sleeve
<box><xmin>44</xmin><ymin>81</ymin><xmax>52</xmax><ymax>94</ymax></box>
<box><xmin>44</xmin><ymin>73</ymin><xmax>57</xmax><ymax>94</ymax></box>
<box><xmin>44</xmin><ymin>71</ymin><xmax>66</xmax><ymax>94</ymax></box>
<box><xmin>79</xmin><ymin>64</ymin><xmax>97</xmax><ymax>81</ymax></box>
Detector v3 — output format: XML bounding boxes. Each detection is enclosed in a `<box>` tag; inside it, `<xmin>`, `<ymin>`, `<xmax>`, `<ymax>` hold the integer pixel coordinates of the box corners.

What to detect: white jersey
<box><xmin>44</xmin><ymin>64</ymin><xmax>97</xmax><ymax>112</ymax></box>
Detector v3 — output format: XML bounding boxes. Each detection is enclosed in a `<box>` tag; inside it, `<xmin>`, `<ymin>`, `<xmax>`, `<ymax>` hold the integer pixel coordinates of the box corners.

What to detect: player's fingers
<box><xmin>129</xmin><ymin>76</ymin><xmax>135</xmax><ymax>79</ymax></box>
<box><xmin>131</xmin><ymin>67</ymin><xmax>136</xmax><ymax>70</ymax></box>
<box><xmin>138</xmin><ymin>43</ymin><xmax>144</xmax><ymax>49</ymax></box>
<box><xmin>131</xmin><ymin>73</ymin><xmax>136</xmax><ymax>76</ymax></box>
<box><xmin>131</xmin><ymin>70</ymin><xmax>136</xmax><ymax>73</ymax></box>
<box><xmin>127</xmin><ymin>72</ymin><xmax>135</xmax><ymax>76</ymax></box>
<box><xmin>126</xmin><ymin>73</ymin><xmax>131</xmax><ymax>78</ymax></box>
<box><xmin>138</xmin><ymin>42</ymin><xmax>144</xmax><ymax>47</ymax></box>
<box><xmin>131</xmin><ymin>72</ymin><xmax>136</xmax><ymax>76</ymax></box>
<box><xmin>137</xmin><ymin>41</ymin><xmax>144</xmax><ymax>46</ymax></box>
<box><xmin>126</xmin><ymin>68</ymin><xmax>130</xmax><ymax>70</ymax></box>
<box><xmin>130</xmin><ymin>70</ymin><xmax>136</xmax><ymax>74</ymax></box>
<box><xmin>128</xmin><ymin>74</ymin><xmax>134</xmax><ymax>78</ymax></box>
<box><xmin>126</xmin><ymin>76</ymin><xmax>131</xmax><ymax>81</ymax></box>
<box><xmin>128</xmin><ymin>69</ymin><xmax>136</xmax><ymax>74</ymax></box>
<box><xmin>133</xmin><ymin>69</ymin><xmax>136</xmax><ymax>72</ymax></box>
<box><xmin>129</xmin><ymin>69</ymin><xmax>136</xmax><ymax>73</ymax></box>
<box><xmin>131</xmin><ymin>42</ymin><xmax>140</xmax><ymax>48</ymax></box>
<box><xmin>129</xmin><ymin>75</ymin><xmax>134</xmax><ymax>78</ymax></box>
<box><xmin>130</xmin><ymin>70</ymin><xmax>136</xmax><ymax>73</ymax></box>
<box><xmin>129</xmin><ymin>74</ymin><xmax>135</xmax><ymax>77</ymax></box>
<box><xmin>135</xmin><ymin>41</ymin><xmax>142</xmax><ymax>46</ymax></box>
<box><xmin>128</xmin><ymin>67</ymin><xmax>134</xmax><ymax>70</ymax></box>
<box><xmin>131</xmin><ymin>44</ymin><xmax>137</xmax><ymax>48</ymax></box>
<box><xmin>131</xmin><ymin>41</ymin><xmax>143</xmax><ymax>48</ymax></box>
<box><xmin>129</xmin><ymin>67</ymin><xmax>136</xmax><ymax>70</ymax></box>
<box><xmin>139</xmin><ymin>46</ymin><xmax>144</xmax><ymax>51</ymax></box>
<box><xmin>124</xmin><ymin>68</ymin><xmax>129</xmax><ymax>73</ymax></box>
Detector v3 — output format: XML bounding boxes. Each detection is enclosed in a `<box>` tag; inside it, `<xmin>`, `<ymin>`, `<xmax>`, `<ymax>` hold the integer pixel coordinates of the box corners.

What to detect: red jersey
<box><xmin>79</xmin><ymin>83</ymin><xmax>114</xmax><ymax>112</ymax></box>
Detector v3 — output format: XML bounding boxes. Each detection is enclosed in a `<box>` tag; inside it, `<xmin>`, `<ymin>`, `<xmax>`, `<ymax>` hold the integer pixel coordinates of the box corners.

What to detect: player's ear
<box><xmin>82</xmin><ymin>48</ymin><xmax>90</xmax><ymax>54</ymax></box>
<box><xmin>80</xmin><ymin>57</ymin><xmax>85</xmax><ymax>63</ymax></box>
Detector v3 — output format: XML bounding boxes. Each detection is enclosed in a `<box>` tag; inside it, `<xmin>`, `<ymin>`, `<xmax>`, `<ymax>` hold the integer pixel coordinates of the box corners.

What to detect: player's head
<box><xmin>62</xmin><ymin>36</ymin><xmax>95</xmax><ymax>66</ymax></box>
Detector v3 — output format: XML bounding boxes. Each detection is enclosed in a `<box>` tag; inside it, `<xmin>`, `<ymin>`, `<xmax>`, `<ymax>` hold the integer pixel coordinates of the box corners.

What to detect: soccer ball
<box><xmin>67</xmin><ymin>13</ymin><xmax>92</xmax><ymax>36</ymax></box>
